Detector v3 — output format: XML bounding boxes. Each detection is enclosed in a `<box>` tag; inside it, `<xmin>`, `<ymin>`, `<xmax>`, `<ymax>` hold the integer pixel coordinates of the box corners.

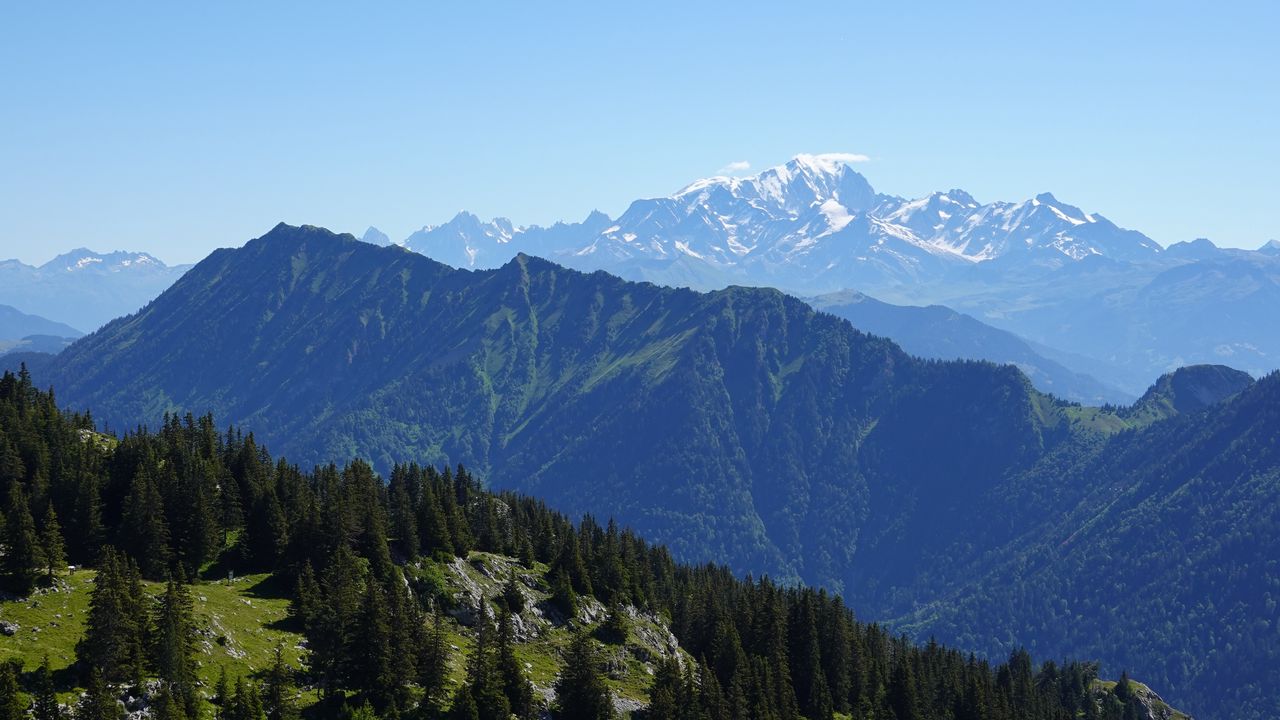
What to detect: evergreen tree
<box><xmin>496</xmin><ymin>605</ymin><xmax>535</xmax><ymax>718</ymax></box>
<box><xmin>449</xmin><ymin>687</ymin><xmax>480</xmax><ymax>720</ymax></box>
<box><xmin>226</xmin><ymin>677</ymin><xmax>267</xmax><ymax>720</ymax></box>
<box><xmin>150</xmin><ymin>570</ymin><xmax>199</xmax><ymax>717</ymax></box>
<box><xmin>599</xmin><ymin>601</ymin><xmax>630</xmax><ymax>645</ymax></box>
<box><xmin>39</xmin><ymin>504</ymin><xmax>66</xmax><ymax>583</ymax></box>
<box><xmin>462</xmin><ymin>602</ymin><xmax>510</xmax><ymax>720</ymax></box>
<box><xmin>75</xmin><ymin>668</ymin><xmax>122</xmax><ymax>720</ymax></box>
<box><xmin>0</xmin><ymin>661</ymin><xmax>22</xmax><ymax>720</ymax></box>
<box><xmin>552</xmin><ymin>632</ymin><xmax>615</xmax><ymax>720</ymax></box>
<box><xmin>263</xmin><ymin>648</ymin><xmax>300</xmax><ymax>720</ymax></box>
<box><xmin>3</xmin><ymin>480</ymin><xmax>43</xmax><ymax>593</ymax></box>
<box><xmin>76</xmin><ymin>547</ymin><xmax>145</xmax><ymax>686</ymax></box>
<box><xmin>349</xmin><ymin>579</ymin><xmax>394</xmax><ymax>711</ymax></box>
<box><xmin>418</xmin><ymin>610</ymin><xmax>450</xmax><ymax>712</ymax></box>
<box><xmin>151</xmin><ymin>686</ymin><xmax>187</xmax><ymax>720</ymax></box>
<box><xmin>119</xmin><ymin>468</ymin><xmax>171</xmax><ymax>579</ymax></box>
<box><xmin>33</xmin><ymin>657</ymin><xmax>64</xmax><ymax>720</ymax></box>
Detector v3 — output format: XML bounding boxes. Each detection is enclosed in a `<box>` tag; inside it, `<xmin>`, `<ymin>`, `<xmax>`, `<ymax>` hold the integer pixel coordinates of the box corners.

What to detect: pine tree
<box><xmin>350</xmin><ymin>579</ymin><xmax>394</xmax><ymax>710</ymax></box>
<box><xmin>552</xmin><ymin>632</ymin><xmax>616</xmax><ymax>720</ymax></box>
<box><xmin>599</xmin><ymin>601</ymin><xmax>630</xmax><ymax>645</ymax></box>
<box><xmin>263</xmin><ymin>647</ymin><xmax>300</xmax><ymax>720</ymax></box>
<box><xmin>76</xmin><ymin>547</ymin><xmax>145</xmax><ymax>686</ymax></box>
<box><xmin>417</xmin><ymin>488</ymin><xmax>454</xmax><ymax>559</ymax></box>
<box><xmin>72</xmin><ymin>474</ymin><xmax>104</xmax><ymax>565</ymax></box>
<box><xmin>496</xmin><ymin>605</ymin><xmax>535</xmax><ymax>718</ymax></box>
<box><xmin>463</xmin><ymin>602</ymin><xmax>510</xmax><ymax>720</ymax></box>
<box><xmin>0</xmin><ymin>661</ymin><xmax>22</xmax><ymax>720</ymax></box>
<box><xmin>75</xmin><ymin>668</ymin><xmax>122</xmax><ymax>720</ymax></box>
<box><xmin>119</xmin><ymin>468</ymin><xmax>171</xmax><ymax>579</ymax></box>
<box><xmin>39</xmin><ymin>504</ymin><xmax>66</xmax><ymax>583</ymax></box>
<box><xmin>3</xmin><ymin>480</ymin><xmax>43</xmax><ymax>593</ymax></box>
<box><xmin>33</xmin><ymin>657</ymin><xmax>64</xmax><ymax>720</ymax></box>
<box><xmin>449</xmin><ymin>687</ymin><xmax>480</xmax><ymax>720</ymax></box>
<box><xmin>151</xmin><ymin>686</ymin><xmax>188</xmax><ymax>720</ymax></box>
<box><xmin>226</xmin><ymin>677</ymin><xmax>267</xmax><ymax>720</ymax></box>
<box><xmin>418</xmin><ymin>610</ymin><xmax>450</xmax><ymax>711</ymax></box>
<box><xmin>151</xmin><ymin>570</ymin><xmax>199</xmax><ymax>717</ymax></box>
<box><xmin>214</xmin><ymin>666</ymin><xmax>231</xmax><ymax>710</ymax></box>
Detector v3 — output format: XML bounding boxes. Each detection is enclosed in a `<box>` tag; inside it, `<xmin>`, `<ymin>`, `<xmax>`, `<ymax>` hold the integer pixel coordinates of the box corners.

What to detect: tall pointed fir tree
<box><xmin>76</xmin><ymin>547</ymin><xmax>146</xmax><ymax>687</ymax></box>
<box><xmin>38</xmin><ymin>504</ymin><xmax>65</xmax><ymax>583</ymax></box>
<box><xmin>552</xmin><ymin>631</ymin><xmax>616</xmax><ymax>720</ymax></box>
<box><xmin>32</xmin><ymin>657</ymin><xmax>63</xmax><ymax>720</ymax></box>
<box><xmin>3</xmin><ymin>480</ymin><xmax>43</xmax><ymax>593</ymax></box>
<box><xmin>76</xmin><ymin>668</ymin><xmax>123</xmax><ymax>720</ymax></box>
<box><xmin>151</xmin><ymin>570</ymin><xmax>199</xmax><ymax>717</ymax></box>
<box><xmin>0</xmin><ymin>661</ymin><xmax>22</xmax><ymax>720</ymax></box>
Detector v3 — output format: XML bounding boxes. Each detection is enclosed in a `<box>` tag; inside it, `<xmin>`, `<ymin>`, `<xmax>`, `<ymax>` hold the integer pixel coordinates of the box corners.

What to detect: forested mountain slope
<box><xmin>0</xmin><ymin>371</ymin><xmax>1178</xmax><ymax>720</ymax></box>
<box><xmin>29</xmin><ymin>224</ymin><xmax>1093</xmax><ymax>592</ymax></box>
<box><xmin>889</xmin><ymin>367</ymin><xmax>1278</xmax><ymax>720</ymax></box>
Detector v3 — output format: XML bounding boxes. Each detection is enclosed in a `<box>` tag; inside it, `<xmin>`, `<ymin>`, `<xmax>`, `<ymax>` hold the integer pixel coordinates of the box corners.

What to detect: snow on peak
<box><xmin>790</xmin><ymin>152</ymin><xmax>870</xmax><ymax>174</ymax></box>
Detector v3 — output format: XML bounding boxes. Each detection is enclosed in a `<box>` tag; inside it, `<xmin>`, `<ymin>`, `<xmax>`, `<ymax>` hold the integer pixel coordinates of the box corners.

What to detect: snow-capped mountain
<box><xmin>389</xmin><ymin>154</ymin><xmax>1164</xmax><ymax>288</ymax></box>
<box><xmin>40</xmin><ymin>248</ymin><xmax>169</xmax><ymax>274</ymax></box>
<box><xmin>379</xmin><ymin>155</ymin><xmax>1280</xmax><ymax>395</ymax></box>
<box><xmin>0</xmin><ymin>249</ymin><xmax>190</xmax><ymax>332</ymax></box>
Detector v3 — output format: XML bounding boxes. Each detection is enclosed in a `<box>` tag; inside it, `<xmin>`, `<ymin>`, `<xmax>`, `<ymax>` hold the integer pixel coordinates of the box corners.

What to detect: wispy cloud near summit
<box><xmin>717</xmin><ymin>160</ymin><xmax>752</xmax><ymax>175</ymax></box>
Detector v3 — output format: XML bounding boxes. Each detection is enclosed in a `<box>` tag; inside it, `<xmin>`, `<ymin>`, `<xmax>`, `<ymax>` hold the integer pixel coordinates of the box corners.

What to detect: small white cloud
<box><xmin>717</xmin><ymin>160</ymin><xmax>751</xmax><ymax>175</ymax></box>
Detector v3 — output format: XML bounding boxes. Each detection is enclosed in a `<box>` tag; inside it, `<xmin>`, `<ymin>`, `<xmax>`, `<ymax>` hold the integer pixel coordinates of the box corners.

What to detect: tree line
<box><xmin>0</xmin><ymin>367</ymin><xmax>1150</xmax><ymax>719</ymax></box>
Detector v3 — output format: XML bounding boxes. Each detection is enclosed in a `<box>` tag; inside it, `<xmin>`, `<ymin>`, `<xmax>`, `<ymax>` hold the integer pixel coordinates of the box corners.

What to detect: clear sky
<box><xmin>2</xmin><ymin>1</ymin><xmax>1277</xmax><ymax>265</ymax></box>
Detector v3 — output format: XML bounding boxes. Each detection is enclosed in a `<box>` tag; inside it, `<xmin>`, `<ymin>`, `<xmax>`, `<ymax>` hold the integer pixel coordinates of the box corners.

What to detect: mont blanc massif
<box><xmin>4</xmin><ymin>156</ymin><xmax>1278</xmax><ymax>720</ymax></box>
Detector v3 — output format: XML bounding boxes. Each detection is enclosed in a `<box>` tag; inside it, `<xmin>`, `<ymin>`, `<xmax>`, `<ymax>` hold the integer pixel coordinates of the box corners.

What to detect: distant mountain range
<box><xmin>15</xmin><ymin>223</ymin><xmax>1279</xmax><ymax>719</ymax></box>
<box><xmin>364</xmin><ymin>155</ymin><xmax>1279</xmax><ymax>394</ymax></box>
<box><xmin>0</xmin><ymin>248</ymin><xmax>192</xmax><ymax>332</ymax></box>
<box><xmin>807</xmin><ymin>291</ymin><xmax>1133</xmax><ymax>404</ymax></box>
<box><xmin>0</xmin><ymin>303</ymin><xmax>82</xmax><ymax>357</ymax></box>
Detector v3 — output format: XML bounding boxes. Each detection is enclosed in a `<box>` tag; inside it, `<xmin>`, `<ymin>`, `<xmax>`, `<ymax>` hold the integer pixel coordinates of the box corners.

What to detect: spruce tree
<box><xmin>75</xmin><ymin>668</ymin><xmax>122</xmax><ymax>720</ymax></box>
<box><xmin>0</xmin><ymin>661</ymin><xmax>22</xmax><ymax>720</ymax></box>
<box><xmin>496</xmin><ymin>605</ymin><xmax>535</xmax><ymax>718</ymax></box>
<box><xmin>263</xmin><ymin>647</ymin><xmax>300</xmax><ymax>720</ymax></box>
<box><xmin>449</xmin><ymin>687</ymin><xmax>480</xmax><ymax>720</ymax></box>
<box><xmin>552</xmin><ymin>632</ymin><xmax>615</xmax><ymax>720</ymax></box>
<box><xmin>151</xmin><ymin>686</ymin><xmax>187</xmax><ymax>720</ymax></box>
<box><xmin>350</xmin><ymin>579</ymin><xmax>394</xmax><ymax>710</ymax></box>
<box><xmin>33</xmin><ymin>657</ymin><xmax>63</xmax><ymax>720</ymax></box>
<box><xmin>76</xmin><ymin>547</ymin><xmax>145</xmax><ymax>686</ymax></box>
<box><xmin>151</xmin><ymin>570</ymin><xmax>199</xmax><ymax>717</ymax></box>
<box><xmin>418</xmin><ymin>610</ymin><xmax>450</xmax><ymax>712</ymax></box>
<box><xmin>119</xmin><ymin>468</ymin><xmax>171</xmax><ymax>579</ymax></box>
<box><xmin>39</xmin><ymin>504</ymin><xmax>66</xmax><ymax>583</ymax></box>
<box><xmin>3</xmin><ymin>480</ymin><xmax>43</xmax><ymax>593</ymax></box>
<box><xmin>463</xmin><ymin>601</ymin><xmax>510</xmax><ymax>720</ymax></box>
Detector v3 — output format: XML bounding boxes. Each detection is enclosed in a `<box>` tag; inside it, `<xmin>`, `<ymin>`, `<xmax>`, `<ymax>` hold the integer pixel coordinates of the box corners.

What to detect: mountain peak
<box><xmin>361</xmin><ymin>226</ymin><xmax>392</xmax><ymax>246</ymax></box>
<box><xmin>40</xmin><ymin>248</ymin><xmax>167</xmax><ymax>273</ymax></box>
<box><xmin>789</xmin><ymin>152</ymin><xmax>869</xmax><ymax>175</ymax></box>
<box><xmin>1259</xmin><ymin>239</ymin><xmax>1280</xmax><ymax>255</ymax></box>
<box><xmin>1131</xmin><ymin>364</ymin><xmax>1254</xmax><ymax>418</ymax></box>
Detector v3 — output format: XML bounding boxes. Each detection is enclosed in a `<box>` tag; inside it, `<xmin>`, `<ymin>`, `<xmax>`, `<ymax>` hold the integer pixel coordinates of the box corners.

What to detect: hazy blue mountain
<box><xmin>808</xmin><ymin>290</ymin><xmax>1134</xmax><ymax>404</ymax></box>
<box><xmin>0</xmin><ymin>303</ymin><xmax>82</xmax><ymax>339</ymax></box>
<box><xmin>0</xmin><ymin>248</ymin><xmax>191</xmax><ymax>331</ymax></box>
<box><xmin>361</xmin><ymin>226</ymin><xmax>392</xmax><ymax>246</ymax></box>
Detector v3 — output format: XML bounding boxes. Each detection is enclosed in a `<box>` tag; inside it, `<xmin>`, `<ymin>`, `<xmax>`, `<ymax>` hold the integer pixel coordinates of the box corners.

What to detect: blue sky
<box><xmin>2</xmin><ymin>1</ymin><xmax>1277</xmax><ymax>264</ymax></box>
